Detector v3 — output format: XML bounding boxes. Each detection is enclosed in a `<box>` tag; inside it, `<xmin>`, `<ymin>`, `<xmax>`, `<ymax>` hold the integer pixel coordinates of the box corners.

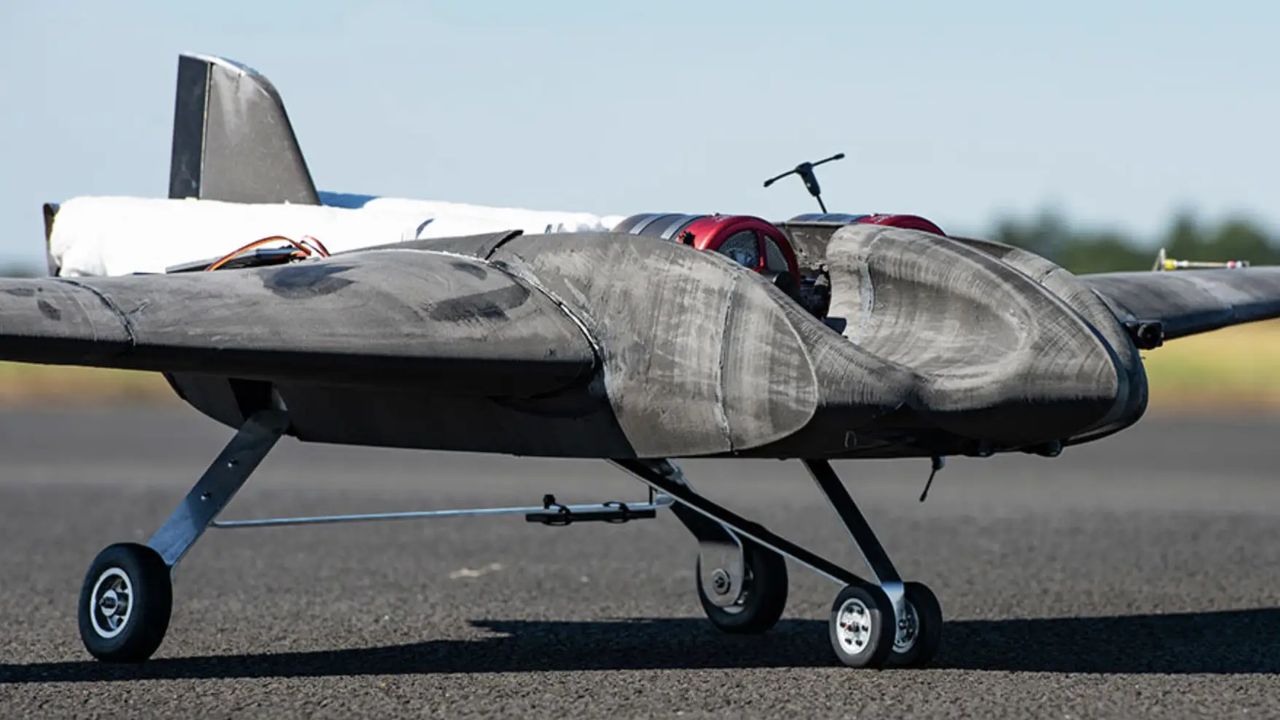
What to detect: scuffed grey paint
<box><xmin>492</xmin><ymin>232</ymin><xmax>821</xmax><ymax>457</ymax></box>
<box><xmin>2</xmin><ymin>225</ymin><xmax>1279</xmax><ymax>461</ymax></box>
<box><xmin>823</xmin><ymin>225</ymin><xmax>1126</xmax><ymax>446</ymax></box>
<box><xmin>0</xmin><ymin>250</ymin><xmax>594</xmax><ymax>396</ymax></box>
<box><xmin>945</xmin><ymin>236</ymin><xmax>1148</xmax><ymax>445</ymax></box>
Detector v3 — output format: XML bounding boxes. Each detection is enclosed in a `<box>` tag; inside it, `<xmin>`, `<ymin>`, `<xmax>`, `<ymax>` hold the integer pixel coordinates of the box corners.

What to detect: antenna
<box><xmin>1152</xmin><ymin>247</ymin><xmax>1250</xmax><ymax>272</ymax></box>
<box><xmin>763</xmin><ymin>153</ymin><xmax>845</xmax><ymax>213</ymax></box>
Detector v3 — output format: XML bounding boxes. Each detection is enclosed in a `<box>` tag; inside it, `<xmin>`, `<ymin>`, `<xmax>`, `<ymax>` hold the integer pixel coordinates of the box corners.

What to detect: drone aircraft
<box><xmin>5</xmin><ymin>54</ymin><xmax>1280</xmax><ymax>669</ymax></box>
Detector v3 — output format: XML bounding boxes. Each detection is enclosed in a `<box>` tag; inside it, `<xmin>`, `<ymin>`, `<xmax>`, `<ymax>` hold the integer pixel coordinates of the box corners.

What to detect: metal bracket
<box><xmin>147</xmin><ymin>409</ymin><xmax>288</xmax><ymax>567</ymax></box>
<box><xmin>525</xmin><ymin>495</ymin><xmax>658</xmax><ymax>526</ymax></box>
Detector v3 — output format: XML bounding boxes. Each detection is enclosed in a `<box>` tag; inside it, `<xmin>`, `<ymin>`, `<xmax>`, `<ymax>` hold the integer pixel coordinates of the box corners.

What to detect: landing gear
<box><xmin>824</xmin><ymin>579</ymin><xmax>941</xmax><ymax>668</ymax></box>
<box><xmin>73</xmin><ymin>419</ymin><xmax>939</xmax><ymax>670</ymax></box>
<box><xmin>77</xmin><ymin>409</ymin><xmax>288</xmax><ymax>662</ymax></box>
<box><xmin>887</xmin><ymin>581</ymin><xmax>943</xmax><ymax>667</ymax></box>
<box><xmin>696</xmin><ymin>539</ymin><xmax>788</xmax><ymax>634</ymax></box>
<box><xmin>614</xmin><ymin>458</ymin><xmax>944</xmax><ymax>669</ymax></box>
<box><xmin>78</xmin><ymin>543</ymin><xmax>172</xmax><ymax>662</ymax></box>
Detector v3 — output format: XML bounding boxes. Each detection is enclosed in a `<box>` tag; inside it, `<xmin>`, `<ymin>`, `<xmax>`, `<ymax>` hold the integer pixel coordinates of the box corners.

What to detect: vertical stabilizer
<box><xmin>169</xmin><ymin>54</ymin><xmax>319</xmax><ymax>205</ymax></box>
<box><xmin>42</xmin><ymin>202</ymin><xmax>60</xmax><ymax>276</ymax></box>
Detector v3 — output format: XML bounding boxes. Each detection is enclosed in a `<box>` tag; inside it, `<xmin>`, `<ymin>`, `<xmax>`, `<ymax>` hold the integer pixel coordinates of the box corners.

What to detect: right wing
<box><xmin>1082</xmin><ymin>267</ymin><xmax>1280</xmax><ymax>340</ymax></box>
<box><xmin>0</xmin><ymin>248</ymin><xmax>595</xmax><ymax>396</ymax></box>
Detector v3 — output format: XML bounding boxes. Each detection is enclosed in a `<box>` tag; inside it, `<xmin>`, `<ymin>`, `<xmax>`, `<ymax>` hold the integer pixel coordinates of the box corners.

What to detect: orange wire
<box><xmin>205</xmin><ymin>235</ymin><xmax>314</xmax><ymax>272</ymax></box>
<box><xmin>300</xmin><ymin>234</ymin><xmax>331</xmax><ymax>256</ymax></box>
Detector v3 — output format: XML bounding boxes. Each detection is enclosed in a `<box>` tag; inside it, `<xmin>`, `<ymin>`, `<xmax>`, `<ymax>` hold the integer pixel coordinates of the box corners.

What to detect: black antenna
<box><xmin>763</xmin><ymin>152</ymin><xmax>845</xmax><ymax>213</ymax></box>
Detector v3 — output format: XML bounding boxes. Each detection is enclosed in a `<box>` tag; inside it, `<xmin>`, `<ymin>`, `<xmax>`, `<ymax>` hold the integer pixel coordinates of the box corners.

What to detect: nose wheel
<box><xmin>829</xmin><ymin>584</ymin><xmax>895</xmax><ymax>667</ymax></box>
<box><xmin>827</xmin><ymin>580</ymin><xmax>942</xmax><ymax>668</ymax></box>
<box><xmin>78</xmin><ymin>543</ymin><xmax>172</xmax><ymax>662</ymax></box>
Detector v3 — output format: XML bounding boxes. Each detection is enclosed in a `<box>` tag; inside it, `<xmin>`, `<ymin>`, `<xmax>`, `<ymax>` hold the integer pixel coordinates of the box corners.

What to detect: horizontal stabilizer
<box><xmin>1083</xmin><ymin>267</ymin><xmax>1280</xmax><ymax>340</ymax></box>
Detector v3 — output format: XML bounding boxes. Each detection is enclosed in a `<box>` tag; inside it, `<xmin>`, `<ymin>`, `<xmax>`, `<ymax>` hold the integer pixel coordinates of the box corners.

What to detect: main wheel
<box><xmin>887</xmin><ymin>581</ymin><xmax>943</xmax><ymax>667</ymax></box>
<box><xmin>78</xmin><ymin>543</ymin><xmax>172</xmax><ymax>663</ymax></box>
<box><xmin>696</xmin><ymin>540</ymin><xmax>788</xmax><ymax>634</ymax></box>
<box><xmin>828</xmin><ymin>583</ymin><xmax>896</xmax><ymax>668</ymax></box>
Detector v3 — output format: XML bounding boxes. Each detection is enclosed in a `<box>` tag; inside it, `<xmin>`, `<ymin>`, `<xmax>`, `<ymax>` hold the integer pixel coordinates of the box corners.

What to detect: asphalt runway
<box><xmin>1</xmin><ymin>407</ymin><xmax>1278</xmax><ymax>718</ymax></box>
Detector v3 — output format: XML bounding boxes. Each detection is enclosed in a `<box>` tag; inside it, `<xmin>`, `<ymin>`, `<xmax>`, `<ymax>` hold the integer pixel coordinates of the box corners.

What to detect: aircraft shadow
<box><xmin>4</xmin><ymin>608</ymin><xmax>1279</xmax><ymax>683</ymax></box>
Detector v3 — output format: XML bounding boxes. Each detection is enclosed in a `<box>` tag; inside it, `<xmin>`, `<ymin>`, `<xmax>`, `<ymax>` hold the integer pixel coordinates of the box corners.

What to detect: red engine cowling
<box><xmin>612</xmin><ymin>213</ymin><xmax>801</xmax><ymax>285</ymax></box>
<box><xmin>788</xmin><ymin>212</ymin><xmax>946</xmax><ymax>236</ymax></box>
<box><xmin>612</xmin><ymin>212</ymin><xmax>944</xmax><ymax>278</ymax></box>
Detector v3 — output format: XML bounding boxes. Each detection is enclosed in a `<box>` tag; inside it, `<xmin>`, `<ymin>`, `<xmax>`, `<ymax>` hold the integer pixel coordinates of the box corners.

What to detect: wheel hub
<box><xmin>835</xmin><ymin>597</ymin><xmax>872</xmax><ymax>654</ymax></box>
<box><xmin>89</xmin><ymin>568</ymin><xmax>133</xmax><ymax>639</ymax></box>
<box><xmin>893</xmin><ymin>601</ymin><xmax>919</xmax><ymax>653</ymax></box>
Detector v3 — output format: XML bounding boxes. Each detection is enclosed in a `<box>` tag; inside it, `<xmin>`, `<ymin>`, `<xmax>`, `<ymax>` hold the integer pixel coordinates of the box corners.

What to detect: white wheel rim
<box><xmin>894</xmin><ymin>601</ymin><xmax>919</xmax><ymax>653</ymax></box>
<box><xmin>835</xmin><ymin>597</ymin><xmax>873</xmax><ymax>655</ymax></box>
<box><xmin>89</xmin><ymin>568</ymin><xmax>133</xmax><ymax>639</ymax></box>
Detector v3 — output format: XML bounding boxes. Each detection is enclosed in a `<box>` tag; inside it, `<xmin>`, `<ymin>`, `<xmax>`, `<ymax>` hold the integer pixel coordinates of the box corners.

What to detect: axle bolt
<box><xmin>710</xmin><ymin>568</ymin><xmax>731</xmax><ymax>595</ymax></box>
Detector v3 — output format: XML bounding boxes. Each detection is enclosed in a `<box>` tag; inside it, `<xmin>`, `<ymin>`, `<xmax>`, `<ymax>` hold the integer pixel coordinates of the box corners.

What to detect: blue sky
<box><xmin>1</xmin><ymin>1</ymin><xmax>1276</xmax><ymax>267</ymax></box>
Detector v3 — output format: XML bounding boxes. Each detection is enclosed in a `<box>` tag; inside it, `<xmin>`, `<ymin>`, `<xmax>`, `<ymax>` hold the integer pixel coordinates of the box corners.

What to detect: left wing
<box><xmin>0</xmin><ymin>247</ymin><xmax>595</xmax><ymax>396</ymax></box>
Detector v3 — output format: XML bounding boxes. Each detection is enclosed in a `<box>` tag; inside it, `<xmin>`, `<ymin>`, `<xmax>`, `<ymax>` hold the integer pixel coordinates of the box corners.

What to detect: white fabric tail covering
<box><xmin>50</xmin><ymin>196</ymin><xmax>624</xmax><ymax>277</ymax></box>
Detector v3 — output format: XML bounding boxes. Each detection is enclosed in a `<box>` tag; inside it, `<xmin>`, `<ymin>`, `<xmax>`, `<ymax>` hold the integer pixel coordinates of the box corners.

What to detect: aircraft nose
<box><xmin>815</xmin><ymin>223</ymin><xmax>1126</xmax><ymax>449</ymax></box>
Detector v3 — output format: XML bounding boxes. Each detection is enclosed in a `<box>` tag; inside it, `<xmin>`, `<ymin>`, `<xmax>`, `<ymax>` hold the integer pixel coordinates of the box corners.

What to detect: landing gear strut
<box><xmin>614</xmin><ymin>458</ymin><xmax>943</xmax><ymax>669</ymax></box>
<box><xmin>77</xmin><ymin>409</ymin><xmax>288</xmax><ymax>662</ymax></box>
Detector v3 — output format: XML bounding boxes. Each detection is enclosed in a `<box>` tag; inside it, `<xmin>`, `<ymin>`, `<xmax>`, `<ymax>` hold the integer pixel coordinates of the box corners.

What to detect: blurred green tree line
<box><xmin>989</xmin><ymin>211</ymin><xmax>1280</xmax><ymax>274</ymax></box>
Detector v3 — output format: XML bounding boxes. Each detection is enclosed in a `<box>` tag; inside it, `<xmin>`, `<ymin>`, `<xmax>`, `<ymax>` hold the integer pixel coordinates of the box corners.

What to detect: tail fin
<box><xmin>169</xmin><ymin>53</ymin><xmax>319</xmax><ymax>205</ymax></box>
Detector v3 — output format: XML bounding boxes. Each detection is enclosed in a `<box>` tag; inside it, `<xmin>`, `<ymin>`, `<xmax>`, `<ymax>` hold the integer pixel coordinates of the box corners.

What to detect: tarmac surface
<box><xmin>1</xmin><ymin>407</ymin><xmax>1278</xmax><ymax>718</ymax></box>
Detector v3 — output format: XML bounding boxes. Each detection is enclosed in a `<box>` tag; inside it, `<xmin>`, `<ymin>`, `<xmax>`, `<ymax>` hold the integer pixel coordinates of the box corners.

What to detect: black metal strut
<box><xmin>612</xmin><ymin>459</ymin><xmax>865</xmax><ymax>586</ymax></box>
<box><xmin>803</xmin><ymin>459</ymin><xmax>902</xmax><ymax>585</ymax></box>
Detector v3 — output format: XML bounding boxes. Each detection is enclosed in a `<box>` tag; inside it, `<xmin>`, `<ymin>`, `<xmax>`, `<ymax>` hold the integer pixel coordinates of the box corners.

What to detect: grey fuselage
<box><xmin>163</xmin><ymin>224</ymin><xmax>1151</xmax><ymax>461</ymax></box>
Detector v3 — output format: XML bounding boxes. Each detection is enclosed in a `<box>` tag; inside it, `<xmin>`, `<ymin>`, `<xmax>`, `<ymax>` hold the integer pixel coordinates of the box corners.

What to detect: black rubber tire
<box><xmin>828</xmin><ymin>583</ymin><xmax>896</xmax><ymax>668</ymax></box>
<box><xmin>887</xmin><ymin>581</ymin><xmax>943</xmax><ymax>668</ymax></box>
<box><xmin>78</xmin><ymin>543</ymin><xmax>172</xmax><ymax>663</ymax></box>
<box><xmin>696</xmin><ymin>540</ymin><xmax>788</xmax><ymax>634</ymax></box>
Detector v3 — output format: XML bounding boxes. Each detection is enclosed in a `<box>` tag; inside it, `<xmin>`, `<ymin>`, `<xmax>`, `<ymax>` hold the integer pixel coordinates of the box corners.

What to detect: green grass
<box><xmin>1142</xmin><ymin>318</ymin><xmax>1280</xmax><ymax>413</ymax></box>
<box><xmin>0</xmin><ymin>362</ymin><xmax>175</xmax><ymax>406</ymax></box>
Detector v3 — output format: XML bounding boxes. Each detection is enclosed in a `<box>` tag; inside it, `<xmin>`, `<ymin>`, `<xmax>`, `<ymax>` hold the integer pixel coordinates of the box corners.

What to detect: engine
<box><xmin>615</xmin><ymin>212</ymin><xmax>946</xmax><ymax>320</ymax></box>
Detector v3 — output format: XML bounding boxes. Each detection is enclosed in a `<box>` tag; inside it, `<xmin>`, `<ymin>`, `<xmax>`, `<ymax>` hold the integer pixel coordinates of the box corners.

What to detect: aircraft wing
<box><xmin>1082</xmin><ymin>267</ymin><xmax>1280</xmax><ymax>341</ymax></box>
<box><xmin>0</xmin><ymin>244</ymin><xmax>595</xmax><ymax>396</ymax></box>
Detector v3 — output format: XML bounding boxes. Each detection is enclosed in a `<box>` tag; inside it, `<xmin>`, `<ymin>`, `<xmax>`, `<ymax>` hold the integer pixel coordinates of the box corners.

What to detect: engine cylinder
<box><xmin>613</xmin><ymin>213</ymin><xmax>707</xmax><ymax>241</ymax></box>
